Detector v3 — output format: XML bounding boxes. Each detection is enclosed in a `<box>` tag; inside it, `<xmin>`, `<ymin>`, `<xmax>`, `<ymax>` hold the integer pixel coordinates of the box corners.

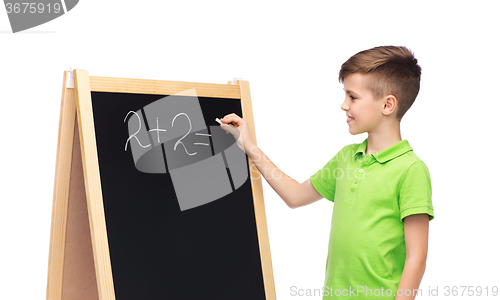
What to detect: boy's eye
<box><xmin>350</xmin><ymin>95</ymin><xmax>356</xmax><ymax>100</ymax></box>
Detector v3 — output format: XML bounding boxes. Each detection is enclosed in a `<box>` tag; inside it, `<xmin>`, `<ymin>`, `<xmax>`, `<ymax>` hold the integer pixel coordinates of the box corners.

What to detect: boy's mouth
<box><xmin>347</xmin><ymin>116</ymin><xmax>355</xmax><ymax>123</ymax></box>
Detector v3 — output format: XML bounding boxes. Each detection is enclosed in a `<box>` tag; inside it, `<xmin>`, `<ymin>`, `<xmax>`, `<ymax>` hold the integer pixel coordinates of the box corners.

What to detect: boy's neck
<box><xmin>366</xmin><ymin>121</ymin><xmax>402</xmax><ymax>155</ymax></box>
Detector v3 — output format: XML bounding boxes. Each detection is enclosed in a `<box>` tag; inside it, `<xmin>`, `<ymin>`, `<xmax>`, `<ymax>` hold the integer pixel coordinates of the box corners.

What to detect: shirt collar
<box><xmin>353</xmin><ymin>138</ymin><xmax>413</xmax><ymax>163</ymax></box>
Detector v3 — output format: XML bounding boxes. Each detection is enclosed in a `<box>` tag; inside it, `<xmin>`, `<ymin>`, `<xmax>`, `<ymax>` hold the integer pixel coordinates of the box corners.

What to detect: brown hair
<box><xmin>339</xmin><ymin>46</ymin><xmax>421</xmax><ymax>121</ymax></box>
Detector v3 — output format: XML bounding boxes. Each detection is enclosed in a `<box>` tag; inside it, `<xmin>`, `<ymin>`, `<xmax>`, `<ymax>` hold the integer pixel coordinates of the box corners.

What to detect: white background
<box><xmin>1</xmin><ymin>1</ymin><xmax>499</xmax><ymax>299</ymax></box>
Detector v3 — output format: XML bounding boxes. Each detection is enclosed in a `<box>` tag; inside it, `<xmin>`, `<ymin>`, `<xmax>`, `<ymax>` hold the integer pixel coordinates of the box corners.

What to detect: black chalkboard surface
<box><xmin>46</xmin><ymin>71</ymin><xmax>276</xmax><ymax>300</ymax></box>
<box><xmin>92</xmin><ymin>92</ymin><xmax>265</xmax><ymax>299</ymax></box>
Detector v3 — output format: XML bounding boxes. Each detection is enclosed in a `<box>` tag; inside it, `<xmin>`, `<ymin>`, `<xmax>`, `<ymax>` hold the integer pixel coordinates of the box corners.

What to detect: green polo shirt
<box><xmin>310</xmin><ymin>138</ymin><xmax>434</xmax><ymax>299</ymax></box>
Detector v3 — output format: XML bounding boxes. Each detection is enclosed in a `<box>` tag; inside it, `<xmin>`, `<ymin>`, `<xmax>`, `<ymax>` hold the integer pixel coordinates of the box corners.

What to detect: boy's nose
<box><xmin>340</xmin><ymin>101</ymin><xmax>349</xmax><ymax>112</ymax></box>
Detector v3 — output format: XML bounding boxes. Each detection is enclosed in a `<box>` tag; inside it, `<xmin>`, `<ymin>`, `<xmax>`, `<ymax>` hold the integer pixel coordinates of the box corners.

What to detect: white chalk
<box><xmin>215</xmin><ymin>118</ymin><xmax>222</xmax><ymax>124</ymax></box>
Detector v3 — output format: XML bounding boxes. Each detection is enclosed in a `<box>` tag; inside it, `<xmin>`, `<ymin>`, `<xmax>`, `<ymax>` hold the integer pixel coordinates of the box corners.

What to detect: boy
<box><xmin>220</xmin><ymin>46</ymin><xmax>434</xmax><ymax>300</ymax></box>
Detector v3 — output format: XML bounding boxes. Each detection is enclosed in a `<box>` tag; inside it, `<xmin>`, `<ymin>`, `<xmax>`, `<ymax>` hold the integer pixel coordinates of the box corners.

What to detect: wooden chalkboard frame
<box><xmin>46</xmin><ymin>70</ymin><xmax>276</xmax><ymax>300</ymax></box>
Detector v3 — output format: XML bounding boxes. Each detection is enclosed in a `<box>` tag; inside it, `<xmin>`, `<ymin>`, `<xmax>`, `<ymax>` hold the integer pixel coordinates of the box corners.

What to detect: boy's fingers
<box><xmin>225</xmin><ymin>113</ymin><xmax>239</xmax><ymax>118</ymax></box>
<box><xmin>221</xmin><ymin>116</ymin><xmax>237</xmax><ymax>123</ymax></box>
<box><xmin>221</xmin><ymin>113</ymin><xmax>234</xmax><ymax>119</ymax></box>
<box><xmin>220</xmin><ymin>124</ymin><xmax>241</xmax><ymax>137</ymax></box>
<box><xmin>222</xmin><ymin>114</ymin><xmax>242</xmax><ymax>123</ymax></box>
<box><xmin>221</xmin><ymin>123</ymin><xmax>234</xmax><ymax>131</ymax></box>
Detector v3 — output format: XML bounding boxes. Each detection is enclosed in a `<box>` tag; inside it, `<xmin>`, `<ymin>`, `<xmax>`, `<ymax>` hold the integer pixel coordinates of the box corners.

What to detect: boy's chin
<box><xmin>348</xmin><ymin>128</ymin><xmax>366</xmax><ymax>135</ymax></box>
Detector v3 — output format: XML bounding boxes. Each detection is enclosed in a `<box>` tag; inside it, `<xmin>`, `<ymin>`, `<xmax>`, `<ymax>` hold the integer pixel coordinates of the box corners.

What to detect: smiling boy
<box><xmin>220</xmin><ymin>46</ymin><xmax>434</xmax><ymax>300</ymax></box>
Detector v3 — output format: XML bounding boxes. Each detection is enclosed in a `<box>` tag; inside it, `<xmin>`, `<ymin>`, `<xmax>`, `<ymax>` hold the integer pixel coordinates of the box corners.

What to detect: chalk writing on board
<box><xmin>150</xmin><ymin>117</ymin><xmax>167</xmax><ymax>143</ymax></box>
<box><xmin>123</xmin><ymin>90</ymin><xmax>249</xmax><ymax>211</ymax></box>
<box><xmin>125</xmin><ymin>112</ymin><xmax>214</xmax><ymax>156</ymax></box>
<box><xmin>124</xmin><ymin>111</ymin><xmax>151</xmax><ymax>150</ymax></box>
<box><xmin>194</xmin><ymin>133</ymin><xmax>211</xmax><ymax>146</ymax></box>
<box><xmin>172</xmin><ymin>112</ymin><xmax>197</xmax><ymax>156</ymax></box>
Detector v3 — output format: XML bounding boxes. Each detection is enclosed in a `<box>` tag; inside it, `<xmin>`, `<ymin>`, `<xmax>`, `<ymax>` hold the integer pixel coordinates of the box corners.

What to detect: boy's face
<box><xmin>341</xmin><ymin>73</ymin><xmax>386</xmax><ymax>135</ymax></box>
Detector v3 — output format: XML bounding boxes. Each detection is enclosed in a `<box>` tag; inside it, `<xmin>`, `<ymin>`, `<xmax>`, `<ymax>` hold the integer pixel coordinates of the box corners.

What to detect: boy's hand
<box><xmin>220</xmin><ymin>113</ymin><xmax>255</xmax><ymax>153</ymax></box>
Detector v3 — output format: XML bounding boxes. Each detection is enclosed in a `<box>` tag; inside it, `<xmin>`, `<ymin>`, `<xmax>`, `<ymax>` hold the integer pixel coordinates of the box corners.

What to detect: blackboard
<box><xmin>93</xmin><ymin>91</ymin><xmax>264</xmax><ymax>299</ymax></box>
<box><xmin>46</xmin><ymin>71</ymin><xmax>276</xmax><ymax>300</ymax></box>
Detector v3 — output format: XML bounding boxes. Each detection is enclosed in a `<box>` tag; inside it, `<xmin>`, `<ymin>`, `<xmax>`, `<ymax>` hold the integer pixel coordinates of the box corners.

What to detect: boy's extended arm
<box><xmin>246</xmin><ymin>144</ymin><xmax>323</xmax><ymax>208</ymax></box>
<box><xmin>395</xmin><ymin>213</ymin><xmax>429</xmax><ymax>300</ymax></box>
<box><xmin>220</xmin><ymin>113</ymin><xmax>324</xmax><ymax>208</ymax></box>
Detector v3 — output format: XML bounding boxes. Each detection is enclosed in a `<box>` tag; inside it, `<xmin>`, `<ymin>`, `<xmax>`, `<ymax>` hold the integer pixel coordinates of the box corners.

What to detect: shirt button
<box><xmin>359</xmin><ymin>169</ymin><xmax>364</xmax><ymax>173</ymax></box>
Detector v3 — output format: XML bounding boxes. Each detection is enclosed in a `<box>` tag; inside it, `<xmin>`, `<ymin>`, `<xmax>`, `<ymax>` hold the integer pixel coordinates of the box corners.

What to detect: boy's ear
<box><xmin>382</xmin><ymin>95</ymin><xmax>398</xmax><ymax>117</ymax></box>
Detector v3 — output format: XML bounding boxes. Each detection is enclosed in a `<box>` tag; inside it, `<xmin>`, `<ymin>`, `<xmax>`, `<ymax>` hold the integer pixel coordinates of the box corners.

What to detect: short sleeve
<box><xmin>399</xmin><ymin>161</ymin><xmax>434</xmax><ymax>222</ymax></box>
<box><xmin>310</xmin><ymin>151</ymin><xmax>340</xmax><ymax>202</ymax></box>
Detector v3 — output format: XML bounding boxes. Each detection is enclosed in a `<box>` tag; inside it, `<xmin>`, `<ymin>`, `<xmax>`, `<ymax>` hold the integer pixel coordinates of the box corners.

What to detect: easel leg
<box><xmin>47</xmin><ymin>72</ymin><xmax>99</xmax><ymax>300</ymax></box>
